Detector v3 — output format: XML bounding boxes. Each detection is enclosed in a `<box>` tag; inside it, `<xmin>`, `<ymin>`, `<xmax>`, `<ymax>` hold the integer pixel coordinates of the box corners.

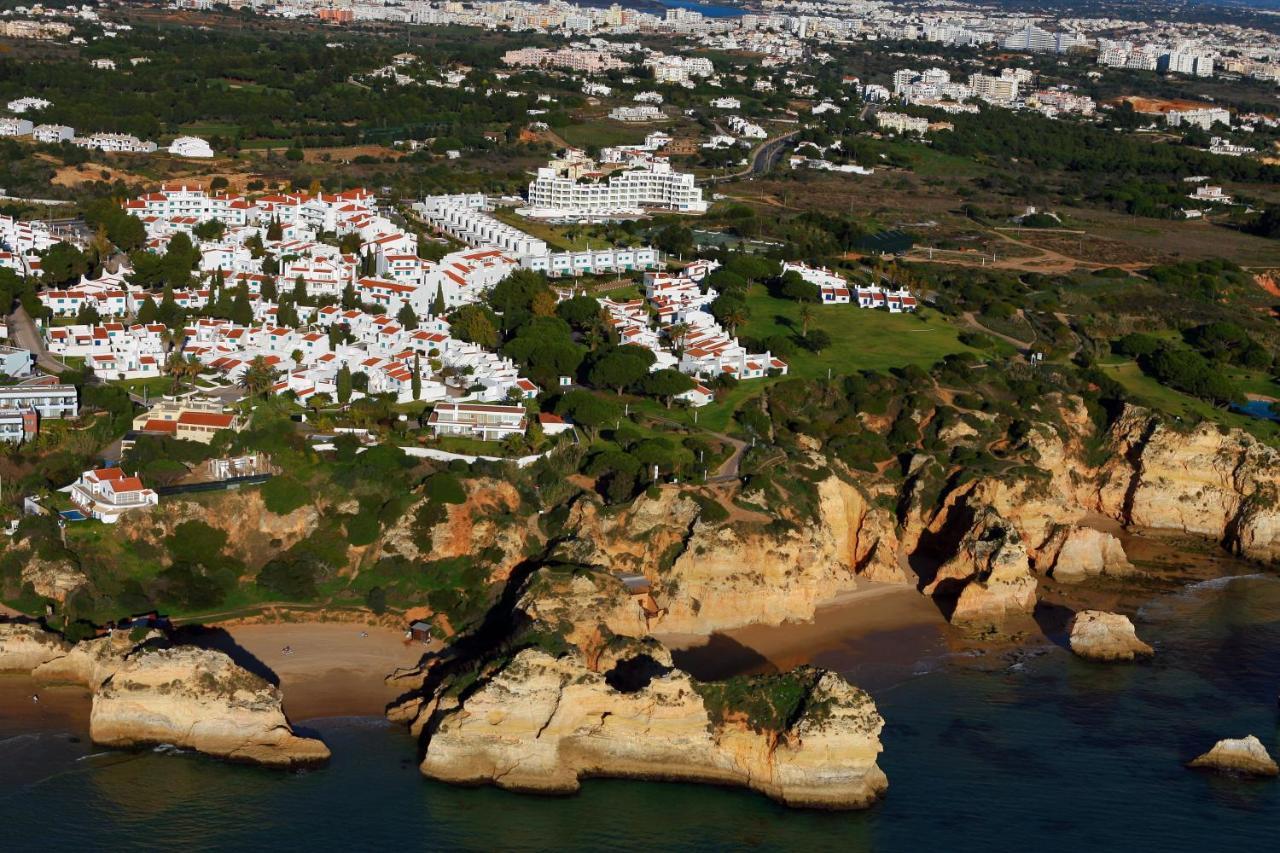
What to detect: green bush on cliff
<box><xmin>260</xmin><ymin>476</ymin><xmax>310</xmax><ymax>515</ymax></box>
<box><xmin>693</xmin><ymin>669</ymin><xmax>821</xmax><ymax>734</ymax></box>
<box><xmin>425</xmin><ymin>472</ymin><xmax>467</xmax><ymax>504</ymax></box>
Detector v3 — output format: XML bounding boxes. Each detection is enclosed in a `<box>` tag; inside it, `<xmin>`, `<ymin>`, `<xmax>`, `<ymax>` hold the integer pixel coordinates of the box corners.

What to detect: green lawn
<box><xmin>490</xmin><ymin>207</ymin><xmax>611</xmax><ymax>252</ymax></box>
<box><xmin>1095</xmin><ymin>361</ymin><xmax>1280</xmax><ymax>439</ymax></box>
<box><xmin>617</xmin><ymin>293</ymin><xmax>976</xmax><ymax>436</ymax></box>
<box><xmin>559</xmin><ymin>122</ymin><xmax>650</xmax><ymax>150</ymax></box>
<box><xmin>741</xmin><ymin>287</ymin><xmax>977</xmax><ymax>379</ymax></box>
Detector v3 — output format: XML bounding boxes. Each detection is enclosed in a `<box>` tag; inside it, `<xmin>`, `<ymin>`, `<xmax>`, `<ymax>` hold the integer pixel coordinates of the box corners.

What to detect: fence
<box><xmin>154</xmin><ymin>472</ymin><xmax>272</xmax><ymax>497</ymax></box>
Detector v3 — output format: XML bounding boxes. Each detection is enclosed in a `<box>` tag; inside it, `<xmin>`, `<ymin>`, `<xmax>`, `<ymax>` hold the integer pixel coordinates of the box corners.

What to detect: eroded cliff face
<box><xmin>415</xmin><ymin>638</ymin><xmax>887</xmax><ymax>810</ymax></box>
<box><xmin>924</xmin><ymin>508</ymin><xmax>1038</xmax><ymax>630</ymax></box>
<box><xmin>547</xmin><ymin>477</ymin><xmax>906</xmax><ymax>635</ymax></box>
<box><xmin>1095</xmin><ymin>408</ymin><xmax>1280</xmax><ymax>561</ymax></box>
<box><xmin>1</xmin><ymin>622</ymin><xmax>326</xmax><ymax>768</ymax></box>
<box><xmin>90</xmin><ymin>646</ymin><xmax>330</xmax><ymax>767</ymax></box>
<box><xmin>0</xmin><ymin>621</ymin><xmax>72</xmax><ymax>672</ymax></box>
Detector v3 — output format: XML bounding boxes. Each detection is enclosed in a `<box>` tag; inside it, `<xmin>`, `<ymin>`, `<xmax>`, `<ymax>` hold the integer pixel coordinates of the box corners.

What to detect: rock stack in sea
<box><xmin>1188</xmin><ymin>736</ymin><xmax>1279</xmax><ymax>777</ymax></box>
<box><xmin>1</xmin><ymin>620</ymin><xmax>327</xmax><ymax>768</ymax></box>
<box><xmin>1067</xmin><ymin>611</ymin><xmax>1154</xmax><ymax>662</ymax></box>
<box><xmin>90</xmin><ymin>646</ymin><xmax>330</xmax><ymax>767</ymax></box>
<box><xmin>407</xmin><ymin>632</ymin><xmax>888</xmax><ymax>810</ymax></box>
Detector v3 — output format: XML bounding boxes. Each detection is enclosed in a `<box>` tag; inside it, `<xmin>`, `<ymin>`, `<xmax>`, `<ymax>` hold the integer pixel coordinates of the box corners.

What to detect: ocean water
<box><xmin>2</xmin><ymin>575</ymin><xmax>1278</xmax><ymax>852</ymax></box>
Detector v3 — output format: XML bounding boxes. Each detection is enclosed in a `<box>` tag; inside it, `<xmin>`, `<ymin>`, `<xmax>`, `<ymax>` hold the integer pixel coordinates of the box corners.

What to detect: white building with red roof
<box><xmin>70</xmin><ymin>467</ymin><xmax>159</xmax><ymax>523</ymax></box>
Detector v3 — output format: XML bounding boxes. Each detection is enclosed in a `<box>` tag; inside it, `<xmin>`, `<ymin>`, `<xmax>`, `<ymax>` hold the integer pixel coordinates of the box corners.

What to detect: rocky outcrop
<box><xmin>33</xmin><ymin>629</ymin><xmax>164</xmax><ymax>688</ymax></box>
<box><xmin>1097</xmin><ymin>408</ymin><xmax>1280</xmax><ymax>561</ymax></box>
<box><xmin>416</xmin><ymin>639</ymin><xmax>887</xmax><ymax>809</ymax></box>
<box><xmin>121</xmin><ymin>489</ymin><xmax>320</xmax><ymax>570</ymax></box>
<box><xmin>0</xmin><ymin>621</ymin><xmax>72</xmax><ymax>672</ymax></box>
<box><xmin>90</xmin><ymin>646</ymin><xmax>329</xmax><ymax>768</ymax></box>
<box><xmin>551</xmin><ymin>477</ymin><xmax>908</xmax><ymax>636</ymax></box>
<box><xmin>1188</xmin><ymin>736</ymin><xmax>1279</xmax><ymax>777</ymax></box>
<box><xmin>1039</xmin><ymin>526</ymin><xmax>1134</xmax><ymax>582</ymax></box>
<box><xmin>926</xmin><ymin>509</ymin><xmax>1037</xmax><ymax>629</ymax></box>
<box><xmin>1067</xmin><ymin>611</ymin><xmax>1153</xmax><ymax>662</ymax></box>
<box><xmin>20</xmin><ymin>555</ymin><xmax>89</xmax><ymax>602</ymax></box>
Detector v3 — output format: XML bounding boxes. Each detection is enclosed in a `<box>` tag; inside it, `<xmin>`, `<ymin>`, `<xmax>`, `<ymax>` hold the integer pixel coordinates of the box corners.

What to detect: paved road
<box><xmin>6</xmin><ymin>305</ymin><xmax>69</xmax><ymax>374</ymax></box>
<box><xmin>705</xmin><ymin>131</ymin><xmax>799</xmax><ymax>185</ymax></box>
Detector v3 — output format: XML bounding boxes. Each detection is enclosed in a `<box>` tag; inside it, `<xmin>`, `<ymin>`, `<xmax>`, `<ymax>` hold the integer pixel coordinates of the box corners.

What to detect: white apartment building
<box><xmin>876</xmin><ymin>112</ymin><xmax>929</xmax><ymax>135</ymax></box>
<box><xmin>969</xmin><ymin>73</ymin><xmax>1019</xmax><ymax>104</ymax></box>
<box><xmin>525</xmin><ymin>151</ymin><xmax>706</xmax><ymax>216</ymax></box>
<box><xmin>609</xmin><ymin>105</ymin><xmax>664</xmax><ymax>122</ymax></box>
<box><xmin>0</xmin><ymin>117</ymin><xmax>33</xmax><ymax>137</ymax></box>
<box><xmin>32</xmin><ymin>124</ymin><xmax>74</xmax><ymax>143</ymax></box>
<box><xmin>1165</xmin><ymin>108</ymin><xmax>1230</xmax><ymax>130</ymax></box>
<box><xmin>7</xmin><ymin>97</ymin><xmax>51</xmax><ymax>113</ymax></box>
<box><xmin>168</xmin><ymin>135</ymin><xmax>215</xmax><ymax>158</ymax></box>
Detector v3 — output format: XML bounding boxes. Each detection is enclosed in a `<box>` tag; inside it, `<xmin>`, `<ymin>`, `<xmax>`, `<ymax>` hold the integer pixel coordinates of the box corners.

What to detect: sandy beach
<box><xmin>659</xmin><ymin>582</ymin><xmax>948</xmax><ymax>683</ymax></box>
<box><xmin>189</xmin><ymin>621</ymin><xmax>431</xmax><ymax>721</ymax></box>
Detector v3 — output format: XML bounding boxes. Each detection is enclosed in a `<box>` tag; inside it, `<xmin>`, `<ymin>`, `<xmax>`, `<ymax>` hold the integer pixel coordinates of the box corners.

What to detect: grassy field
<box><xmin>627</xmin><ymin>290</ymin><xmax>979</xmax><ymax>435</ymax></box>
<box><xmin>741</xmin><ymin>287</ymin><xmax>977</xmax><ymax>379</ymax></box>
<box><xmin>559</xmin><ymin>122</ymin><xmax>652</xmax><ymax>150</ymax></box>
<box><xmin>1095</xmin><ymin>360</ymin><xmax>1280</xmax><ymax>439</ymax></box>
<box><xmin>490</xmin><ymin>207</ymin><xmax>611</xmax><ymax>252</ymax></box>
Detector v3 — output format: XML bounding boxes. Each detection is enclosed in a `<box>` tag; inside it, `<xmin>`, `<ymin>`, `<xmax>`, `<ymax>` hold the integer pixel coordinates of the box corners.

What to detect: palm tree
<box><xmin>165</xmin><ymin>352</ymin><xmax>201</xmax><ymax>393</ymax></box>
<box><xmin>799</xmin><ymin>305</ymin><xmax>816</xmax><ymax>336</ymax></box>
<box><xmin>667</xmin><ymin>322</ymin><xmax>691</xmax><ymax>357</ymax></box>
<box><xmin>722</xmin><ymin>307</ymin><xmax>747</xmax><ymax>336</ymax></box>
<box><xmin>240</xmin><ymin>356</ymin><xmax>278</xmax><ymax>399</ymax></box>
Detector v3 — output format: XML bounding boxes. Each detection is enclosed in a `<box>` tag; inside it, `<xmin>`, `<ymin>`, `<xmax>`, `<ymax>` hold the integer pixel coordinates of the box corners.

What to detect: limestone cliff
<box><xmin>415</xmin><ymin>639</ymin><xmax>887</xmax><ymax>809</ymax></box>
<box><xmin>0</xmin><ymin>621</ymin><xmax>72</xmax><ymax>672</ymax></box>
<box><xmin>1095</xmin><ymin>407</ymin><xmax>1280</xmax><ymax>561</ymax></box>
<box><xmin>90</xmin><ymin>646</ymin><xmax>330</xmax><ymax>767</ymax></box>
<box><xmin>549</xmin><ymin>477</ymin><xmax>906</xmax><ymax>635</ymax></box>
<box><xmin>1039</xmin><ymin>526</ymin><xmax>1134</xmax><ymax>582</ymax></box>
<box><xmin>1068</xmin><ymin>611</ymin><xmax>1153</xmax><ymax>662</ymax></box>
<box><xmin>33</xmin><ymin>628</ymin><xmax>165</xmax><ymax>688</ymax></box>
<box><xmin>925</xmin><ymin>509</ymin><xmax>1038</xmax><ymax>629</ymax></box>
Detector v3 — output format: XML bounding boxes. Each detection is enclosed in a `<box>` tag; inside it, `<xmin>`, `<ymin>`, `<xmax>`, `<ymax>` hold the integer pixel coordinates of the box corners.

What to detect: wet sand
<box><xmin>0</xmin><ymin>675</ymin><xmax>92</xmax><ymax>737</ymax></box>
<box><xmin>190</xmin><ymin>622</ymin><xmax>432</xmax><ymax>721</ymax></box>
<box><xmin>659</xmin><ymin>583</ymin><xmax>948</xmax><ymax>685</ymax></box>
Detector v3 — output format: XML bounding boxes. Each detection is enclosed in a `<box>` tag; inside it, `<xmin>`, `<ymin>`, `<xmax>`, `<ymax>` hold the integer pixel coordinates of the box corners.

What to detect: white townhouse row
<box><xmin>44</xmin><ymin>322</ymin><xmax>165</xmax><ymax>380</ymax></box>
<box><xmin>415</xmin><ymin>195</ymin><xmax>549</xmax><ymax>259</ymax></box>
<box><xmin>73</xmin><ymin>132</ymin><xmax>157</xmax><ymax>154</ymax></box>
<box><xmin>782</xmin><ymin>262</ymin><xmax>918</xmax><ymax>312</ymax></box>
<box><xmin>415</xmin><ymin>193</ymin><xmax>662</xmax><ymax>277</ymax></box>
<box><xmin>524</xmin><ymin>150</ymin><xmax>706</xmax><ymax>216</ymax></box>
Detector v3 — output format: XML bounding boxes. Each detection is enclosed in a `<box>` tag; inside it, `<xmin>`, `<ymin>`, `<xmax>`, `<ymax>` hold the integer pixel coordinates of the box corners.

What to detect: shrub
<box><xmin>691</xmin><ymin>492</ymin><xmax>729</xmax><ymax>524</ymax></box>
<box><xmin>260</xmin><ymin>476</ymin><xmax>310</xmax><ymax>515</ymax></box>
<box><xmin>425</xmin><ymin>472</ymin><xmax>466</xmax><ymax>504</ymax></box>
<box><xmin>346</xmin><ymin>511</ymin><xmax>380</xmax><ymax>546</ymax></box>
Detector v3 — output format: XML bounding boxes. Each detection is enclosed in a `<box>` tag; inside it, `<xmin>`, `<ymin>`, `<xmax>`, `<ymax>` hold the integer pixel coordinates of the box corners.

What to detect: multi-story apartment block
<box><xmin>525</xmin><ymin>151</ymin><xmax>706</xmax><ymax>215</ymax></box>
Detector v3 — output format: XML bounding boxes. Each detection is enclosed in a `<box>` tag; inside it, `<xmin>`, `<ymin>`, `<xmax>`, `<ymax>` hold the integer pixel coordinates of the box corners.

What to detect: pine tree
<box><xmin>230</xmin><ymin>285</ymin><xmax>253</xmax><ymax>326</ymax></box>
<box><xmin>341</xmin><ymin>281</ymin><xmax>358</xmax><ymax>310</ymax></box>
<box><xmin>397</xmin><ymin>302</ymin><xmax>418</xmax><ymax>330</ymax></box>
<box><xmin>266</xmin><ymin>217</ymin><xmax>283</xmax><ymax>241</ymax></box>
<box><xmin>157</xmin><ymin>282</ymin><xmax>182</xmax><ymax>328</ymax></box>
<box><xmin>261</xmin><ymin>276</ymin><xmax>278</xmax><ymax>302</ymax></box>
<box><xmin>411</xmin><ymin>353</ymin><xmax>422</xmax><ymax>401</ymax></box>
<box><xmin>431</xmin><ymin>286</ymin><xmax>445</xmax><ymax>318</ymax></box>
<box><xmin>336</xmin><ymin>362</ymin><xmax>352</xmax><ymax>404</ymax></box>
<box><xmin>136</xmin><ymin>295</ymin><xmax>159</xmax><ymax>324</ymax></box>
<box><xmin>293</xmin><ymin>274</ymin><xmax>308</xmax><ymax>304</ymax></box>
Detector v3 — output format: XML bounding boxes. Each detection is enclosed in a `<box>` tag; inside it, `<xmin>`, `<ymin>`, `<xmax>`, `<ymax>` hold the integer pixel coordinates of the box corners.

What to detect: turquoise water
<box><xmin>2</xmin><ymin>575</ymin><xmax>1278</xmax><ymax>851</ymax></box>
